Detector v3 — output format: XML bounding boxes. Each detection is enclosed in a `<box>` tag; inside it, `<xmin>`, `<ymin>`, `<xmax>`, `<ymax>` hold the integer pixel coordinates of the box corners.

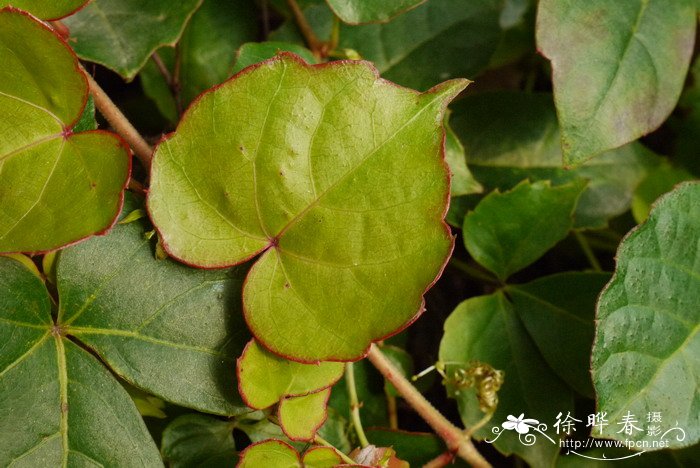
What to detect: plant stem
<box><xmin>574</xmin><ymin>231</ymin><xmax>602</xmax><ymax>272</ymax></box>
<box><xmin>286</xmin><ymin>0</ymin><xmax>323</xmax><ymax>54</ymax></box>
<box><xmin>423</xmin><ymin>451</ymin><xmax>455</xmax><ymax>468</ymax></box>
<box><xmin>315</xmin><ymin>435</ymin><xmax>356</xmax><ymax>465</ymax></box>
<box><xmin>345</xmin><ymin>362</ymin><xmax>370</xmax><ymax>448</ymax></box>
<box><xmin>84</xmin><ymin>72</ymin><xmax>153</xmax><ymax>169</ymax></box>
<box><xmin>367</xmin><ymin>345</ymin><xmax>491</xmax><ymax>468</ymax></box>
<box><xmin>386</xmin><ymin>394</ymin><xmax>399</xmax><ymax>429</ymax></box>
<box><xmin>449</xmin><ymin>258</ymin><xmax>499</xmax><ymax>284</ymax></box>
<box><xmin>151</xmin><ymin>52</ymin><xmax>173</xmax><ymax>87</ymax></box>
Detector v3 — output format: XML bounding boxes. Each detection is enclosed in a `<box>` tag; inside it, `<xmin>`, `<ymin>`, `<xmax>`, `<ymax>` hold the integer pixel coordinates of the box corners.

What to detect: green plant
<box><xmin>0</xmin><ymin>1</ymin><xmax>698</xmax><ymax>467</ymax></box>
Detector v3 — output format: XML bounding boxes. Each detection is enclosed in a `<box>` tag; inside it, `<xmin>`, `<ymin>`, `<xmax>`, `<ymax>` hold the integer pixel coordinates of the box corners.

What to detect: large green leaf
<box><xmin>56</xmin><ymin>199</ymin><xmax>250</xmax><ymax>416</ymax></box>
<box><xmin>463</xmin><ymin>180</ymin><xmax>586</xmax><ymax>281</ymax></box>
<box><xmin>0</xmin><ymin>9</ymin><xmax>129</xmax><ymax>254</ymax></box>
<box><xmin>448</xmin><ymin>92</ymin><xmax>660</xmax><ymax>229</ymax></box>
<box><xmin>440</xmin><ymin>292</ymin><xmax>573</xmax><ymax>467</ymax></box>
<box><xmin>507</xmin><ymin>272</ymin><xmax>611</xmax><ymax>398</ymax></box>
<box><xmin>237</xmin><ymin>340</ymin><xmax>343</xmax><ymax>409</ymax></box>
<box><xmin>0</xmin><ymin>0</ymin><xmax>88</xmax><ymax>19</ymax></box>
<box><xmin>148</xmin><ymin>54</ymin><xmax>466</xmax><ymax>361</ymax></box>
<box><xmin>592</xmin><ymin>182</ymin><xmax>700</xmax><ymax>448</ymax></box>
<box><xmin>326</xmin><ymin>0</ymin><xmax>426</xmax><ymax>24</ymax></box>
<box><xmin>272</xmin><ymin>0</ymin><xmax>502</xmax><ymax>90</ymax></box>
<box><xmin>537</xmin><ymin>0</ymin><xmax>696</xmax><ymax>165</ymax></box>
<box><xmin>63</xmin><ymin>0</ymin><xmax>203</xmax><ymax>80</ymax></box>
<box><xmin>0</xmin><ymin>256</ymin><xmax>162</xmax><ymax>466</ymax></box>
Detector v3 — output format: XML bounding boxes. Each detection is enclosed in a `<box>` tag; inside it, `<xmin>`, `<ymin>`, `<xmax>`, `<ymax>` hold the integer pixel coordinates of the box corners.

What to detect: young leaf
<box><xmin>537</xmin><ymin>0</ymin><xmax>697</xmax><ymax>165</ymax></box>
<box><xmin>301</xmin><ymin>446</ymin><xmax>344</xmax><ymax>467</ymax></box>
<box><xmin>463</xmin><ymin>180</ymin><xmax>586</xmax><ymax>281</ymax></box>
<box><xmin>592</xmin><ymin>182</ymin><xmax>700</xmax><ymax>448</ymax></box>
<box><xmin>0</xmin><ymin>0</ymin><xmax>88</xmax><ymax>20</ymax></box>
<box><xmin>63</xmin><ymin>0</ymin><xmax>203</xmax><ymax>80</ymax></box>
<box><xmin>366</xmin><ymin>429</ymin><xmax>452</xmax><ymax>467</ymax></box>
<box><xmin>0</xmin><ymin>257</ymin><xmax>162</xmax><ymax>466</ymax></box>
<box><xmin>326</xmin><ymin>0</ymin><xmax>426</xmax><ymax>24</ymax></box>
<box><xmin>161</xmin><ymin>414</ymin><xmax>236</xmax><ymax>468</ymax></box>
<box><xmin>448</xmin><ymin>92</ymin><xmax>660</xmax><ymax>229</ymax></box>
<box><xmin>440</xmin><ymin>293</ymin><xmax>573</xmax><ymax>467</ymax></box>
<box><xmin>148</xmin><ymin>53</ymin><xmax>466</xmax><ymax>361</ymax></box>
<box><xmin>237</xmin><ymin>340</ymin><xmax>344</xmax><ymax>410</ymax></box>
<box><xmin>279</xmin><ymin>388</ymin><xmax>332</xmax><ymax>441</ymax></box>
<box><xmin>272</xmin><ymin>0</ymin><xmax>502</xmax><ymax>90</ymax></box>
<box><xmin>237</xmin><ymin>440</ymin><xmax>300</xmax><ymax>468</ymax></box>
<box><xmin>506</xmin><ymin>272</ymin><xmax>611</xmax><ymax>398</ymax></box>
<box><xmin>56</xmin><ymin>199</ymin><xmax>251</xmax><ymax>416</ymax></box>
<box><xmin>0</xmin><ymin>9</ymin><xmax>129</xmax><ymax>254</ymax></box>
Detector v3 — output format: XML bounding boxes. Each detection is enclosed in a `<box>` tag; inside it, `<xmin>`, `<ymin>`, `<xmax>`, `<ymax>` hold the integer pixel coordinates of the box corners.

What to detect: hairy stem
<box><xmin>423</xmin><ymin>451</ymin><xmax>455</xmax><ymax>468</ymax></box>
<box><xmin>315</xmin><ymin>435</ymin><xmax>356</xmax><ymax>465</ymax></box>
<box><xmin>286</xmin><ymin>0</ymin><xmax>323</xmax><ymax>54</ymax></box>
<box><xmin>84</xmin><ymin>72</ymin><xmax>153</xmax><ymax>168</ymax></box>
<box><xmin>345</xmin><ymin>362</ymin><xmax>370</xmax><ymax>448</ymax></box>
<box><xmin>367</xmin><ymin>345</ymin><xmax>491</xmax><ymax>468</ymax></box>
<box><xmin>574</xmin><ymin>231</ymin><xmax>602</xmax><ymax>272</ymax></box>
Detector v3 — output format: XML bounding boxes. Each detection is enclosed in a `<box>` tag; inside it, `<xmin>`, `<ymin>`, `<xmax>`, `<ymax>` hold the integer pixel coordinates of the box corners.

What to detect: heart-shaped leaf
<box><xmin>0</xmin><ymin>0</ymin><xmax>88</xmax><ymax>20</ymax></box>
<box><xmin>237</xmin><ymin>440</ymin><xmax>344</xmax><ymax>468</ymax></box>
<box><xmin>279</xmin><ymin>388</ymin><xmax>332</xmax><ymax>441</ymax></box>
<box><xmin>148</xmin><ymin>53</ymin><xmax>466</xmax><ymax>361</ymax></box>
<box><xmin>63</xmin><ymin>0</ymin><xmax>203</xmax><ymax>80</ymax></box>
<box><xmin>0</xmin><ymin>256</ymin><xmax>162</xmax><ymax>466</ymax></box>
<box><xmin>326</xmin><ymin>0</ymin><xmax>427</xmax><ymax>24</ymax></box>
<box><xmin>0</xmin><ymin>9</ymin><xmax>129</xmax><ymax>254</ymax></box>
<box><xmin>537</xmin><ymin>0</ymin><xmax>696</xmax><ymax>164</ymax></box>
<box><xmin>237</xmin><ymin>340</ymin><xmax>343</xmax><ymax>410</ymax></box>
<box><xmin>463</xmin><ymin>180</ymin><xmax>586</xmax><ymax>280</ymax></box>
<box><xmin>592</xmin><ymin>182</ymin><xmax>700</xmax><ymax>448</ymax></box>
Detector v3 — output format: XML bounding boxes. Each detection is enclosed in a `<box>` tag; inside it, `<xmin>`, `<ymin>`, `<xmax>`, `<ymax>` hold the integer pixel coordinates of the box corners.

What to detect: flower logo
<box><xmin>502</xmin><ymin>414</ymin><xmax>540</xmax><ymax>434</ymax></box>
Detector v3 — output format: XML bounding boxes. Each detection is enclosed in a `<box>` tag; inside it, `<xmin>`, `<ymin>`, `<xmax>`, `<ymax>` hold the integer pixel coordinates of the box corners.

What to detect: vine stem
<box><xmin>423</xmin><ymin>451</ymin><xmax>455</xmax><ymax>468</ymax></box>
<box><xmin>314</xmin><ymin>435</ymin><xmax>357</xmax><ymax>465</ymax></box>
<box><xmin>367</xmin><ymin>345</ymin><xmax>491</xmax><ymax>468</ymax></box>
<box><xmin>84</xmin><ymin>72</ymin><xmax>153</xmax><ymax>168</ymax></box>
<box><xmin>286</xmin><ymin>0</ymin><xmax>323</xmax><ymax>54</ymax></box>
<box><xmin>345</xmin><ymin>362</ymin><xmax>370</xmax><ymax>448</ymax></box>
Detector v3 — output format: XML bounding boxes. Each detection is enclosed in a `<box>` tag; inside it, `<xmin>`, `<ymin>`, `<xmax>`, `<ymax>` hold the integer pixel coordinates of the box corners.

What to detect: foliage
<box><xmin>0</xmin><ymin>1</ymin><xmax>698</xmax><ymax>467</ymax></box>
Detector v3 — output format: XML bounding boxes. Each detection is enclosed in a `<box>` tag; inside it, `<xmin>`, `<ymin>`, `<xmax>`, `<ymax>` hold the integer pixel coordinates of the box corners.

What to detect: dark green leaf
<box><xmin>593</xmin><ymin>182</ymin><xmax>700</xmax><ymax>448</ymax></box>
<box><xmin>448</xmin><ymin>92</ymin><xmax>660</xmax><ymax>229</ymax></box>
<box><xmin>56</xmin><ymin>198</ymin><xmax>251</xmax><ymax>416</ymax></box>
<box><xmin>537</xmin><ymin>0</ymin><xmax>696</xmax><ymax>164</ymax></box>
<box><xmin>507</xmin><ymin>272</ymin><xmax>611</xmax><ymax>397</ymax></box>
<box><xmin>631</xmin><ymin>161</ymin><xmax>695</xmax><ymax>223</ymax></box>
<box><xmin>463</xmin><ymin>180</ymin><xmax>586</xmax><ymax>280</ymax></box>
<box><xmin>161</xmin><ymin>414</ymin><xmax>236</xmax><ymax>468</ymax></box>
<box><xmin>445</xmin><ymin>112</ymin><xmax>482</xmax><ymax>197</ymax></box>
<box><xmin>64</xmin><ymin>0</ymin><xmax>203</xmax><ymax>80</ymax></box>
<box><xmin>326</xmin><ymin>0</ymin><xmax>426</xmax><ymax>24</ymax></box>
<box><xmin>272</xmin><ymin>0</ymin><xmax>502</xmax><ymax>90</ymax></box>
<box><xmin>0</xmin><ymin>0</ymin><xmax>88</xmax><ymax>20</ymax></box>
<box><xmin>0</xmin><ymin>256</ymin><xmax>162</xmax><ymax>466</ymax></box>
